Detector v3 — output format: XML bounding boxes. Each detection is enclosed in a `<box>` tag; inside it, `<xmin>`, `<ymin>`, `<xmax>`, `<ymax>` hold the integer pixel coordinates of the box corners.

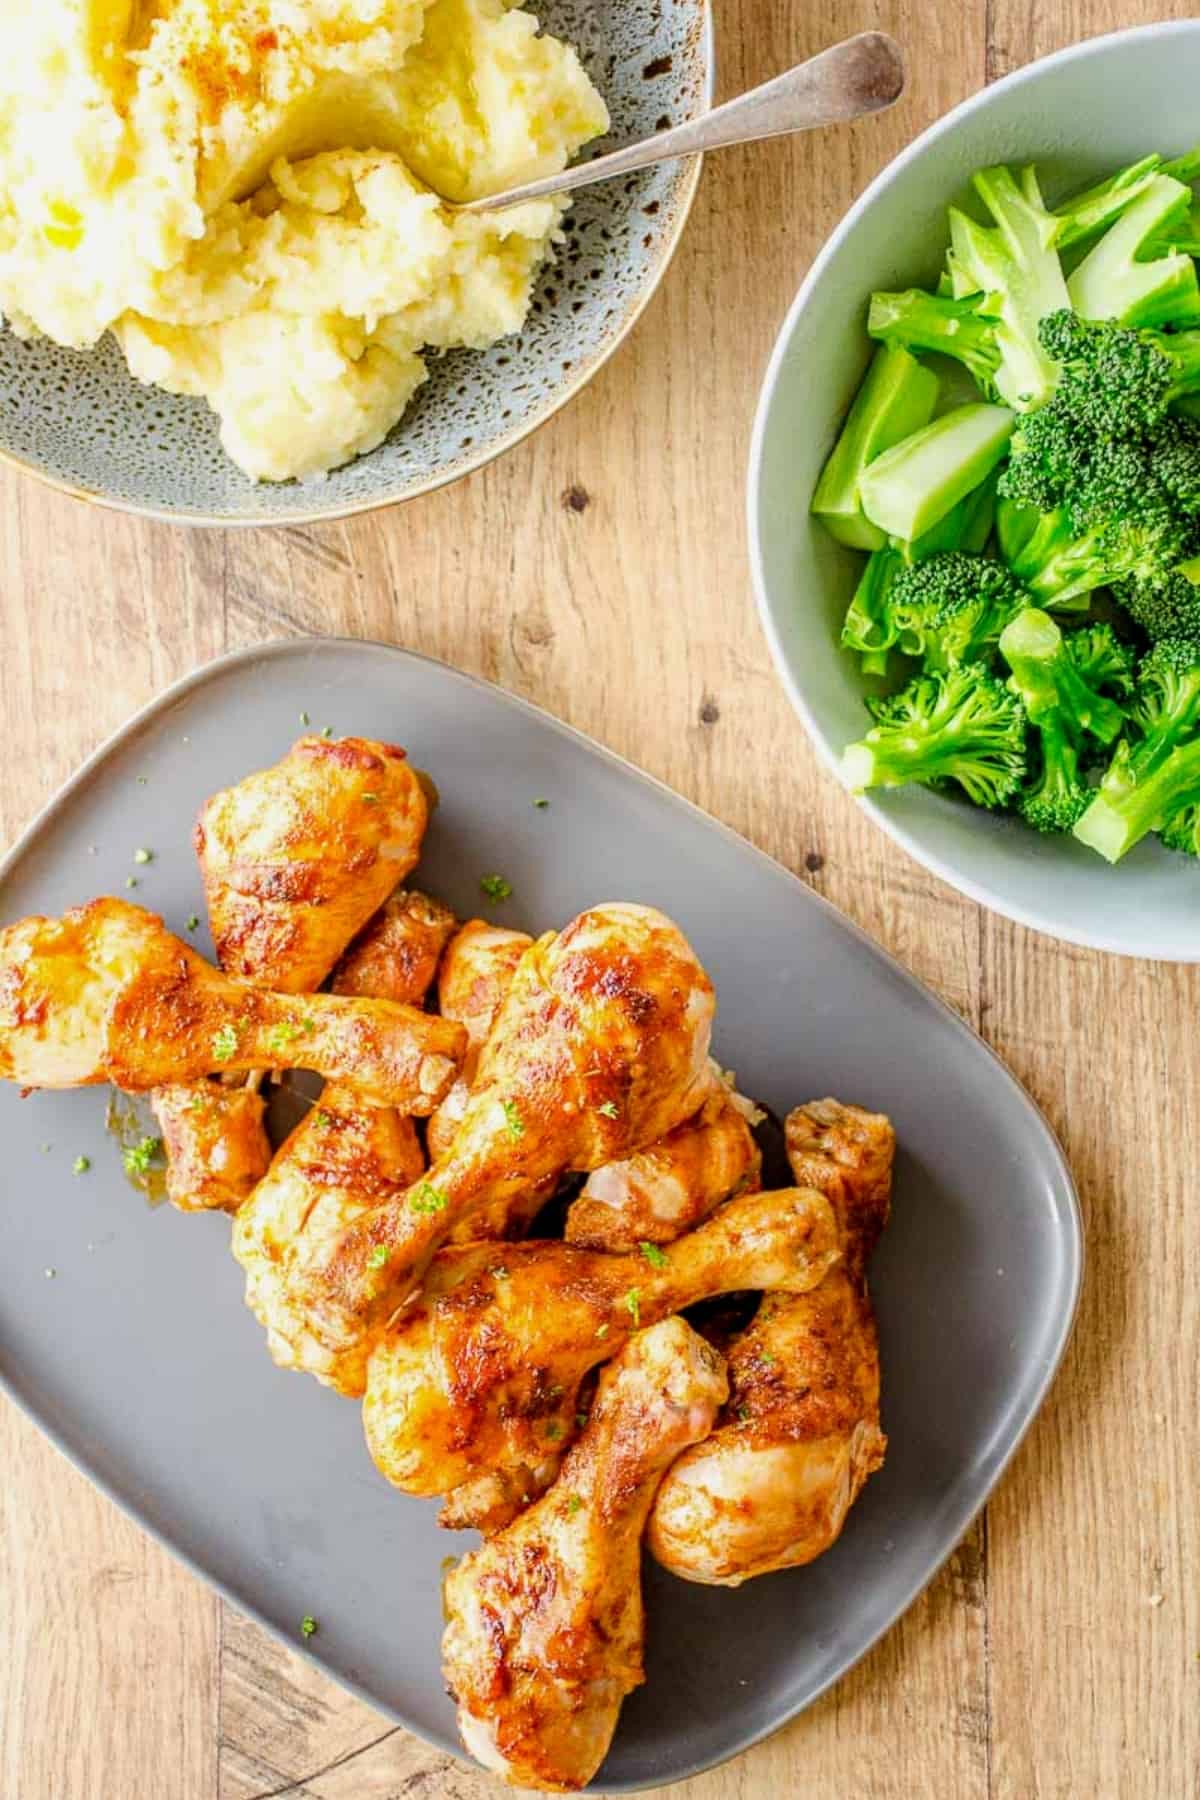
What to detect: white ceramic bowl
<box><xmin>749</xmin><ymin>22</ymin><xmax>1200</xmax><ymax>961</ymax></box>
<box><xmin>0</xmin><ymin>0</ymin><xmax>710</xmax><ymax>526</ymax></box>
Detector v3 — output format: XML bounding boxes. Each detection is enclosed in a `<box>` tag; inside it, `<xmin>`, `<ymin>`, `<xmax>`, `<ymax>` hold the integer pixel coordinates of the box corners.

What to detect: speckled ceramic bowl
<box><xmin>0</xmin><ymin>1</ymin><xmax>711</xmax><ymax>525</ymax></box>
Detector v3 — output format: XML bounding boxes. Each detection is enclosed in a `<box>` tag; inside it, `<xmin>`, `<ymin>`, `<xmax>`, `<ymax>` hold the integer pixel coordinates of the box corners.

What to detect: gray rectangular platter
<box><xmin>0</xmin><ymin>639</ymin><xmax>1081</xmax><ymax>1792</ymax></box>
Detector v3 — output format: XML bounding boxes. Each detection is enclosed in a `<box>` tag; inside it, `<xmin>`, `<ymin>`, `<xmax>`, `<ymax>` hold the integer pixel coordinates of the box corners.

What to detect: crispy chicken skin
<box><xmin>330</xmin><ymin>889</ymin><xmax>456</xmax><ymax>1001</ymax></box>
<box><xmin>151</xmin><ymin>1080</ymin><xmax>271</xmax><ymax>1213</ymax></box>
<box><xmin>195</xmin><ymin>735</ymin><xmax>429</xmax><ymax>992</ymax></box>
<box><xmin>362</xmin><ymin>1185</ymin><xmax>840</xmax><ymax>1532</ymax></box>
<box><xmin>564</xmin><ymin>1080</ymin><xmax>762</xmax><ymax>1252</ymax></box>
<box><xmin>442</xmin><ymin>1318</ymin><xmax>728</xmax><ymax>1793</ymax></box>
<box><xmin>0</xmin><ymin>898</ymin><xmax>464</xmax><ymax>1106</ymax></box>
<box><xmin>426</xmin><ymin>919</ymin><xmax>533</xmax><ymax>1163</ymax></box>
<box><xmin>289</xmin><ymin>904</ymin><xmax>718</xmax><ymax>1363</ymax></box>
<box><xmin>234</xmin><ymin>1091</ymin><xmax>428</xmax><ymax>1395</ymax></box>
<box><xmin>647</xmin><ymin>1099</ymin><xmax>893</xmax><ymax>1586</ymax></box>
<box><xmin>234</xmin><ymin>889</ymin><xmax>457</xmax><ymax>1392</ymax></box>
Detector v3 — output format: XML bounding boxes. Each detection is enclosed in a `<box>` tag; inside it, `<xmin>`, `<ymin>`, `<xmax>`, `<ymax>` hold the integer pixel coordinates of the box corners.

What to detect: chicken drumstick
<box><xmin>289</xmin><ymin>903</ymin><xmax>717</xmax><ymax>1362</ymax></box>
<box><xmin>443</xmin><ymin>1317</ymin><xmax>728</xmax><ymax>1793</ymax></box>
<box><xmin>363</xmin><ymin>1183</ymin><xmax>840</xmax><ymax>1532</ymax></box>
<box><xmin>0</xmin><ymin>898</ymin><xmax>464</xmax><ymax>1108</ymax></box>
<box><xmin>647</xmin><ymin>1098</ymin><xmax>892</xmax><ymax>1585</ymax></box>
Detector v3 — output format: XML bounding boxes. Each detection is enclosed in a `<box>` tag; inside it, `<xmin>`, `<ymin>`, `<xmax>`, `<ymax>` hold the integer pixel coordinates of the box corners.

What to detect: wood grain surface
<box><xmin>2</xmin><ymin>2</ymin><xmax>1198</xmax><ymax>1796</ymax></box>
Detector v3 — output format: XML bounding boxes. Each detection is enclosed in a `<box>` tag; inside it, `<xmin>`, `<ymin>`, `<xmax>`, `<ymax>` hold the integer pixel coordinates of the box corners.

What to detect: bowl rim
<box><xmin>747</xmin><ymin>18</ymin><xmax>1200</xmax><ymax>963</ymax></box>
<box><xmin>0</xmin><ymin>2</ymin><xmax>715</xmax><ymax>529</ymax></box>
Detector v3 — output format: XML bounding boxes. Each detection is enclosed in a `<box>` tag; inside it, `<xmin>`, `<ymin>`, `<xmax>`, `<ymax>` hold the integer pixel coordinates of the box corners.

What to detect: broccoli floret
<box><xmin>1034</xmin><ymin>310</ymin><xmax>1200</xmax><ymax>436</ymax></box>
<box><xmin>998</xmin><ymin>495</ymin><xmax>1194</xmax><ymax>610</ymax></box>
<box><xmin>886</xmin><ymin>552</ymin><xmax>1029</xmax><ymax>668</ymax></box>
<box><xmin>841</xmin><ymin>664</ymin><xmax>1027</xmax><ymax>807</ymax></box>
<box><xmin>1116</xmin><ymin>563</ymin><xmax>1200</xmax><ymax>640</ymax></box>
<box><xmin>813</xmin><ymin>345</ymin><xmax>941</xmax><ymax>549</ymax></box>
<box><xmin>867</xmin><ymin>290</ymin><xmax>1003</xmax><ymax>396</ymax></box>
<box><xmin>947</xmin><ymin>165</ymin><xmax>1072</xmax><ymax>410</ymax></box>
<box><xmin>1068</xmin><ymin>174</ymin><xmax>1200</xmax><ymax>329</ymax></box>
<box><xmin>841</xmin><ymin>545</ymin><xmax>903</xmax><ymax>675</ymax></box>
<box><xmin>1064</xmin><ymin>622</ymin><xmax>1136</xmax><ymax>697</ymax></box>
<box><xmin>1019</xmin><ymin>722</ymin><xmax>1091</xmax><ymax>834</ymax></box>
<box><xmin>999</xmin><ymin>607</ymin><xmax>1127</xmax><ymax>743</ymax></box>
<box><xmin>1159</xmin><ymin>801</ymin><xmax>1200</xmax><ymax>854</ymax></box>
<box><xmin>1074</xmin><ymin>637</ymin><xmax>1200</xmax><ymax>860</ymax></box>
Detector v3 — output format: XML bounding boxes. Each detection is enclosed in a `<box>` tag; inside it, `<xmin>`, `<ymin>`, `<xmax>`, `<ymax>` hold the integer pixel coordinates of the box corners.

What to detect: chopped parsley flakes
<box><xmin>544</xmin><ymin>1420</ymin><xmax>563</xmax><ymax>1440</ymax></box>
<box><xmin>501</xmin><ymin>1099</ymin><xmax>524</xmax><ymax>1140</ymax></box>
<box><xmin>533</xmin><ymin>797</ymin><xmax>549</xmax><ymax>809</ymax></box>
<box><xmin>266</xmin><ymin>1021</ymin><xmax>302</xmax><ymax>1053</ymax></box>
<box><xmin>123</xmin><ymin>1136</ymin><xmax>162</xmax><ymax>1176</ymax></box>
<box><xmin>300</xmin><ymin>1615</ymin><xmax>317</xmax><ymax>1640</ymax></box>
<box><xmin>185</xmin><ymin>914</ymin><xmax>200</xmax><ymax>932</ymax></box>
<box><xmin>566</xmin><ymin>1493</ymin><xmax>582</xmax><ymax>1514</ymax></box>
<box><xmin>367</xmin><ymin>1245</ymin><xmax>390</xmax><ymax>1270</ymax></box>
<box><xmin>72</xmin><ymin>1155</ymin><xmax>90</xmax><ymax>1176</ymax></box>
<box><xmin>596</xmin><ymin>1100</ymin><xmax>620</xmax><ymax>1120</ymax></box>
<box><xmin>639</xmin><ymin>1241</ymin><xmax>668</xmax><ymax>1269</ymax></box>
<box><xmin>211</xmin><ymin>1024</ymin><xmax>238</xmax><ymax>1063</ymax></box>
<box><xmin>410</xmin><ymin>1181</ymin><xmax>449</xmax><ymax>1215</ymax></box>
<box><xmin>623</xmin><ymin>1288</ymin><xmax>641</xmax><ymax>1327</ymax></box>
<box><xmin>133</xmin><ymin>847</ymin><xmax>152</xmax><ymax>865</ymax></box>
<box><xmin>480</xmin><ymin>873</ymin><xmax>512</xmax><ymax>902</ymax></box>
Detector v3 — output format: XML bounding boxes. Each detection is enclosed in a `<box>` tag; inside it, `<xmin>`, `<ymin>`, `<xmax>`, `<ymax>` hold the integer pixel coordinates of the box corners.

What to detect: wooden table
<box><xmin>3</xmin><ymin>1</ymin><xmax>1198</xmax><ymax>1795</ymax></box>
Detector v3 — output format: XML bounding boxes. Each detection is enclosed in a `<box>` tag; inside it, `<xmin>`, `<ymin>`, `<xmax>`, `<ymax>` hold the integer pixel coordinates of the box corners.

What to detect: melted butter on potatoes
<box><xmin>0</xmin><ymin>0</ymin><xmax>608</xmax><ymax>480</ymax></box>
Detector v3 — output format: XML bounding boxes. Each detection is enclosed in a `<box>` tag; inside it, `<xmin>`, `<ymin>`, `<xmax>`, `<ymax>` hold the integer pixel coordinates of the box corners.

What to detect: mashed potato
<box><xmin>0</xmin><ymin>0</ymin><xmax>608</xmax><ymax>479</ymax></box>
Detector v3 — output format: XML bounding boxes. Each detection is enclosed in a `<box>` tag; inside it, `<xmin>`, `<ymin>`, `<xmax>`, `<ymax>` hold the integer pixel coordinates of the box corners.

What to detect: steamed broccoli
<box><xmin>1068</xmin><ymin>174</ymin><xmax>1200</xmax><ymax>329</ymax></box>
<box><xmin>1114</xmin><ymin>563</ymin><xmax>1200</xmax><ymax>640</ymax></box>
<box><xmin>1063</xmin><ymin>621</ymin><xmax>1137</xmax><ymax>698</ymax></box>
<box><xmin>886</xmin><ymin>552</ymin><xmax>1029</xmax><ymax>668</ymax></box>
<box><xmin>1035</xmin><ymin>310</ymin><xmax>1200</xmax><ymax>436</ymax></box>
<box><xmin>1018</xmin><ymin>722</ymin><xmax>1091</xmax><ymax>834</ymax></box>
<box><xmin>1159</xmin><ymin>801</ymin><xmax>1200</xmax><ymax>854</ymax></box>
<box><xmin>1075</xmin><ymin>637</ymin><xmax>1200</xmax><ymax>860</ymax></box>
<box><xmin>1051</xmin><ymin>150</ymin><xmax>1196</xmax><ymax>250</ymax></box>
<box><xmin>841</xmin><ymin>664</ymin><xmax>1027</xmax><ymax>807</ymax></box>
<box><xmin>946</xmin><ymin>165</ymin><xmax>1072</xmax><ymax>410</ymax></box>
<box><xmin>812</xmin><ymin>345</ymin><xmax>940</xmax><ymax>549</ymax></box>
<box><xmin>999</xmin><ymin>608</ymin><xmax>1127</xmax><ymax>743</ymax></box>
<box><xmin>867</xmin><ymin>290</ymin><xmax>1003</xmax><ymax>396</ymax></box>
<box><xmin>859</xmin><ymin>404</ymin><xmax>1016</xmax><ymax>542</ymax></box>
<box><xmin>840</xmin><ymin>482</ymin><xmax>1000</xmax><ymax>675</ymax></box>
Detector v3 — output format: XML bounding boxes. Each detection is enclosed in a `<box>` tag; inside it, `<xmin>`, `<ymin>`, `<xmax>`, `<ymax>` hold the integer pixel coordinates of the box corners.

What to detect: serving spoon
<box><xmin>451</xmin><ymin>31</ymin><xmax>906</xmax><ymax>214</ymax></box>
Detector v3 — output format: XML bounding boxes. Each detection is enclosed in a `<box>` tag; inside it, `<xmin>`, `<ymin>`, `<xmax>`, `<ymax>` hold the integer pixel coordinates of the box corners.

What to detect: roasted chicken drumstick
<box><xmin>289</xmin><ymin>903</ymin><xmax>717</xmax><ymax>1363</ymax></box>
<box><xmin>196</xmin><ymin>734</ymin><xmax>430</xmax><ymax>991</ymax></box>
<box><xmin>0</xmin><ymin>898</ymin><xmax>464</xmax><ymax>1107</ymax></box>
<box><xmin>647</xmin><ymin>1098</ymin><xmax>892</xmax><ymax>1585</ymax></box>
<box><xmin>442</xmin><ymin>1317</ymin><xmax>728</xmax><ymax>1793</ymax></box>
<box><xmin>150</xmin><ymin>1079</ymin><xmax>272</xmax><ymax>1214</ymax></box>
<box><xmin>234</xmin><ymin>890</ymin><xmax>456</xmax><ymax>1394</ymax></box>
<box><xmin>363</xmin><ymin>1184</ymin><xmax>841</xmax><ymax>1531</ymax></box>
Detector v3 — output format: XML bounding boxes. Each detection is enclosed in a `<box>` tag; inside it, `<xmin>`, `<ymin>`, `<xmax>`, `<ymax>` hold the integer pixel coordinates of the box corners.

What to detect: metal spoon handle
<box><xmin>454</xmin><ymin>32</ymin><xmax>906</xmax><ymax>214</ymax></box>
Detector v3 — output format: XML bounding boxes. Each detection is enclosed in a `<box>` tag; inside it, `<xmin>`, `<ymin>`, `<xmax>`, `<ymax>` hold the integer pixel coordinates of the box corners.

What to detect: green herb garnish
<box><xmin>544</xmin><ymin>1420</ymin><xmax>563</xmax><ymax>1440</ymax></box>
<box><xmin>367</xmin><ymin>1245</ymin><xmax>389</xmax><ymax>1270</ymax></box>
<box><xmin>266</xmin><ymin>1021</ymin><xmax>302</xmax><ymax>1054</ymax></box>
<box><xmin>125</xmin><ymin>876</ymin><xmax>138</xmax><ymax>889</ymax></box>
<box><xmin>312</xmin><ymin>1110</ymin><xmax>332</xmax><ymax>1129</ymax></box>
<box><xmin>300</xmin><ymin>1615</ymin><xmax>317</xmax><ymax>1640</ymax></box>
<box><xmin>639</xmin><ymin>1241</ymin><xmax>668</xmax><ymax>1269</ymax></box>
<box><xmin>321</xmin><ymin>725</ymin><xmax>333</xmax><ymax>739</ymax></box>
<box><xmin>300</xmin><ymin>711</ymin><xmax>310</xmax><ymax>726</ymax></box>
<box><xmin>596</xmin><ymin>1100</ymin><xmax>619</xmax><ymax>1120</ymax></box>
<box><xmin>594</xmin><ymin>1322</ymin><xmax>609</xmax><ymax>1340</ymax></box>
<box><xmin>122</xmin><ymin>1136</ymin><xmax>162</xmax><ymax>1176</ymax></box>
<box><xmin>533</xmin><ymin>797</ymin><xmax>549</xmax><ymax>809</ymax></box>
<box><xmin>185</xmin><ymin>914</ymin><xmax>200</xmax><ymax>932</ymax></box>
<box><xmin>480</xmin><ymin>874</ymin><xmax>512</xmax><ymax>902</ymax></box>
<box><xmin>211</xmin><ymin>1024</ymin><xmax>238</xmax><ymax>1063</ymax></box>
<box><xmin>501</xmin><ymin>1099</ymin><xmax>524</xmax><ymax>1140</ymax></box>
<box><xmin>410</xmin><ymin>1181</ymin><xmax>449</xmax><ymax>1215</ymax></box>
<box><xmin>566</xmin><ymin>1493</ymin><xmax>583</xmax><ymax>1515</ymax></box>
<box><xmin>361</xmin><ymin>792</ymin><xmax>379</xmax><ymax>804</ymax></box>
<box><xmin>133</xmin><ymin>847</ymin><xmax>152</xmax><ymax>865</ymax></box>
<box><xmin>623</xmin><ymin>1288</ymin><xmax>641</xmax><ymax>1327</ymax></box>
<box><xmin>72</xmin><ymin>1155</ymin><xmax>90</xmax><ymax>1175</ymax></box>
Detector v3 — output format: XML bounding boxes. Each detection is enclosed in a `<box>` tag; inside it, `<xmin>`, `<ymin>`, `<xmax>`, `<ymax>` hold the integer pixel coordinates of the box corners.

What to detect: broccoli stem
<box><xmin>948</xmin><ymin>165</ymin><xmax>1072</xmax><ymax>409</ymax></box>
<box><xmin>841</xmin><ymin>546</ymin><xmax>902</xmax><ymax>674</ymax></box>
<box><xmin>1068</xmin><ymin>175</ymin><xmax>1200</xmax><ymax>329</ymax></box>
<box><xmin>867</xmin><ymin>290</ymin><xmax>1001</xmax><ymax>393</ymax></box>
<box><xmin>859</xmin><ymin>404</ymin><xmax>1015</xmax><ymax>542</ymax></box>
<box><xmin>998</xmin><ymin>608</ymin><xmax>1126</xmax><ymax>743</ymax></box>
<box><xmin>1074</xmin><ymin>736</ymin><xmax>1200</xmax><ymax>861</ymax></box>
<box><xmin>812</xmin><ymin>346</ymin><xmax>940</xmax><ymax>550</ymax></box>
<box><xmin>1052</xmin><ymin>153</ymin><xmax>1169</xmax><ymax>251</ymax></box>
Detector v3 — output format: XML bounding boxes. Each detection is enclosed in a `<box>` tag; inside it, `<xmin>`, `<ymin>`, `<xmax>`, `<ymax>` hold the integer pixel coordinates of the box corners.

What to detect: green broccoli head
<box><xmin>1074</xmin><ymin>635</ymin><xmax>1200</xmax><ymax>859</ymax></box>
<box><xmin>1159</xmin><ymin>801</ymin><xmax>1200</xmax><ymax>854</ymax></box>
<box><xmin>841</xmin><ymin>663</ymin><xmax>1027</xmax><ymax>808</ymax></box>
<box><xmin>1117</xmin><ymin>567</ymin><xmax>1200</xmax><ymax>641</ymax></box>
<box><xmin>999</xmin><ymin>607</ymin><xmax>1128</xmax><ymax>743</ymax></box>
<box><xmin>1064</xmin><ymin>622</ymin><xmax>1136</xmax><ymax>697</ymax></box>
<box><xmin>1019</xmin><ymin>723</ymin><xmax>1091</xmax><ymax>834</ymax></box>
<box><xmin>1036</xmin><ymin>309</ymin><xmax>1173</xmax><ymax>435</ymax></box>
<box><xmin>887</xmin><ymin>552</ymin><xmax>1030</xmax><ymax>668</ymax></box>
